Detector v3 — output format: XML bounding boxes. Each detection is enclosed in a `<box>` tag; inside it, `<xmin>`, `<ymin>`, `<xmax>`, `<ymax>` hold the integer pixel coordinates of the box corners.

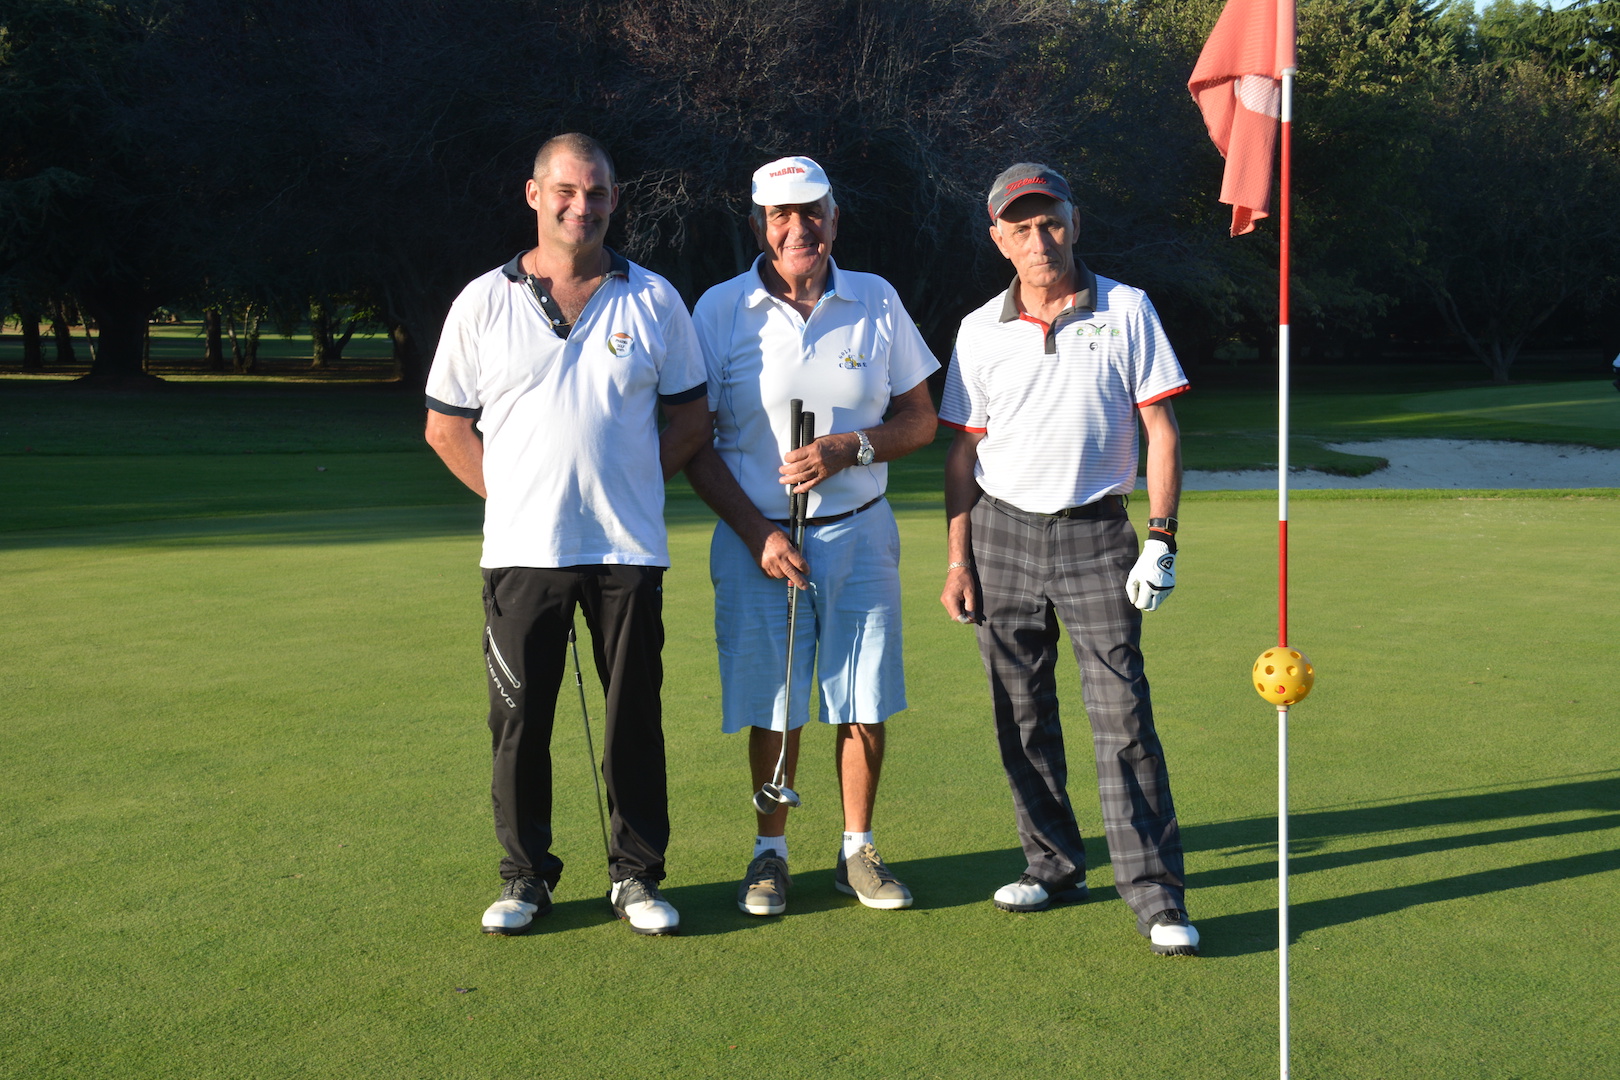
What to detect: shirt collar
<box><xmin>501</xmin><ymin>247</ymin><xmax>629</xmax><ymax>281</ymax></box>
<box><xmin>744</xmin><ymin>254</ymin><xmax>844</xmax><ymax>308</ymax></box>
<box><xmin>997</xmin><ymin>259</ymin><xmax>1097</xmax><ymax>323</ymax></box>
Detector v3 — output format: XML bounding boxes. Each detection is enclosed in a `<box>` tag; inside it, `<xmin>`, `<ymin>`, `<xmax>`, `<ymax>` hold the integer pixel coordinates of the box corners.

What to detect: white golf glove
<box><xmin>1126</xmin><ymin>537</ymin><xmax>1176</xmax><ymax>611</ymax></box>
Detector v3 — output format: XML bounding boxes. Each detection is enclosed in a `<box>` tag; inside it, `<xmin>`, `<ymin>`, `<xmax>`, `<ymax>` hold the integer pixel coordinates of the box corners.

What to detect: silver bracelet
<box><xmin>947</xmin><ymin>561</ymin><xmax>971</xmax><ymax>571</ymax></box>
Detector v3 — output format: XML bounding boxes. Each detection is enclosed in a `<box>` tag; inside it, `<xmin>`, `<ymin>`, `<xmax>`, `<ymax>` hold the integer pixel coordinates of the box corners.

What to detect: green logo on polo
<box><xmin>1075</xmin><ymin>323</ymin><xmax>1120</xmax><ymax>338</ymax></box>
<box><xmin>606</xmin><ymin>331</ymin><xmax>634</xmax><ymax>357</ymax></box>
<box><xmin>837</xmin><ymin>348</ymin><xmax>868</xmax><ymax>369</ymax></box>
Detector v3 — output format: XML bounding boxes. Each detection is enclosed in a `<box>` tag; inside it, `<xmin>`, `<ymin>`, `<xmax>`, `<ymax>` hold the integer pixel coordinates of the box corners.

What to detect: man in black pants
<box><xmin>425</xmin><ymin>133</ymin><xmax>710</xmax><ymax>935</ymax></box>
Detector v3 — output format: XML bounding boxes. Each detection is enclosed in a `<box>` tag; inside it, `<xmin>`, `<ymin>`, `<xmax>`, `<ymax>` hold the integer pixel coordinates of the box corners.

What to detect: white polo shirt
<box><xmin>427</xmin><ymin>250</ymin><xmax>707</xmax><ymax>569</ymax></box>
<box><xmin>694</xmin><ymin>257</ymin><xmax>939</xmax><ymax>519</ymax></box>
<box><xmin>940</xmin><ymin>263</ymin><xmax>1188</xmax><ymax>513</ymax></box>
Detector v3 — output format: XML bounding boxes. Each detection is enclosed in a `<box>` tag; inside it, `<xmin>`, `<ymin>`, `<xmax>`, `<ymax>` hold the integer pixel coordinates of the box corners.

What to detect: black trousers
<box><xmin>481</xmin><ymin>565</ymin><xmax>669</xmax><ymax>888</ymax></box>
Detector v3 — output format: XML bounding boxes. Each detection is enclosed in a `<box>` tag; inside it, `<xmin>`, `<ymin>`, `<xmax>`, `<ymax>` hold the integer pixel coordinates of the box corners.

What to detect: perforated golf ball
<box><xmin>1253</xmin><ymin>647</ymin><xmax>1315</xmax><ymax>705</ymax></box>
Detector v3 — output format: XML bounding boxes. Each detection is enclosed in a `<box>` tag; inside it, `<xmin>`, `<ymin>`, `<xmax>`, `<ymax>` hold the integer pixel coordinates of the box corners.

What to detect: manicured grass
<box><xmin>2</xmin><ymin>489</ymin><xmax>1615</xmax><ymax>1079</ymax></box>
<box><xmin>1</xmin><ymin>379</ymin><xmax>1615</xmax><ymax>1078</ymax></box>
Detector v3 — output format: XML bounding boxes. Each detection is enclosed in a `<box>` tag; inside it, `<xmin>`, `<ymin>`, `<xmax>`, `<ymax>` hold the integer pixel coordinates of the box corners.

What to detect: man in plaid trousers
<box><xmin>938</xmin><ymin>163</ymin><xmax>1198</xmax><ymax>957</ymax></box>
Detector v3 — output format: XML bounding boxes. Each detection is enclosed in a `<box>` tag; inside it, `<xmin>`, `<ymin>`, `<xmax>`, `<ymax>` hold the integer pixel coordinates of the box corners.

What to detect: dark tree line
<box><xmin>3</xmin><ymin>0</ymin><xmax>1617</xmax><ymax>386</ymax></box>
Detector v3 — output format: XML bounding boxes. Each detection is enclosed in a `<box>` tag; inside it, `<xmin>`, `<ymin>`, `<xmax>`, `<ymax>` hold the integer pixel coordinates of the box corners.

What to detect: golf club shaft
<box><xmin>766</xmin><ymin>403</ymin><xmax>810</xmax><ymax>796</ymax></box>
<box><xmin>569</xmin><ymin>625</ymin><xmax>613</xmax><ymax>871</ymax></box>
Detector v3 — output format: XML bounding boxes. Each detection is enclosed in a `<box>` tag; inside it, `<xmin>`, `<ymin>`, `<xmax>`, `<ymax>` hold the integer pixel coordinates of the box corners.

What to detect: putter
<box><xmin>755</xmin><ymin>401</ymin><xmax>815</xmax><ymax>813</ymax></box>
<box><xmin>569</xmin><ymin>624</ymin><xmax>613</xmax><ymax>871</ymax></box>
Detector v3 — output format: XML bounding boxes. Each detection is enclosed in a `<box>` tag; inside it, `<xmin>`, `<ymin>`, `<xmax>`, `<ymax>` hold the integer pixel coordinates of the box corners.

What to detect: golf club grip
<box><xmin>788</xmin><ymin>399</ymin><xmax>804</xmax><ymax>452</ymax></box>
<box><xmin>794</xmin><ymin>411</ymin><xmax>815</xmax><ymax>526</ymax></box>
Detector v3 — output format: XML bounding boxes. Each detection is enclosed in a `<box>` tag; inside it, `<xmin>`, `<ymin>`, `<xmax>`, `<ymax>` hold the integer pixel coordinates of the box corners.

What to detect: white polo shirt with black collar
<box><xmin>940</xmin><ymin>261</ymin><xmax>1188</xmax><ymax>514</ymax></box>
<box><xmin>693</xmin><ymin>256</ymin><xmax>939</xmax><ymax>520</ymax></box>
<box><xmin>427</xmin><ymin>249</ymin><xmax>707</xmax><ymax>569</ymax></box>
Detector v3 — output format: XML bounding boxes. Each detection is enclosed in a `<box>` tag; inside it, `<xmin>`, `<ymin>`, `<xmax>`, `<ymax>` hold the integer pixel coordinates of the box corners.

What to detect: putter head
<box><xmin>752</xmin><ymin>788</ymin><xmax>779</xmax><ymax>816</ymax></box>
<box><xmin>761</xmin><ymin>782</ymin><xmax>801</xmax><ymax>809</ymax></box>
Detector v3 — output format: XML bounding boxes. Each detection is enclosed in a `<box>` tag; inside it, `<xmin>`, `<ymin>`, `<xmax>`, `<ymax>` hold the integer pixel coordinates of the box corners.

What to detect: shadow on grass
<box><xmin>612</xmin><ymin>772</ymin><xmax>1620</xmax><ymax>950</ymax></box>
<box><xmin>1190</xmin><ymin>771</ymin><xmax>1620</xmax><ymax>956</ymax></box>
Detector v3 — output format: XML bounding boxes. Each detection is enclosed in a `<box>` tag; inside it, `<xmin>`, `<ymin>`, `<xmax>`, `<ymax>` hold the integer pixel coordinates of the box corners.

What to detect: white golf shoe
<box><xmin>609</xmin><ymin>877</ymin><xmax>680</xmax><ymax>935</ymax></box>
<box><xmin>992</xmin><ymin>873</ymin><xmax>1089</xmax><ymax>912</ymax></box>
<box><xmin>481</xmin><ymin>877</ymin><xmax>551</xmax><ymax>935</ymax></box>
<box><xmin>1145</xmin><ymin>909</ymin><xmax>1200</xmax><ymax>956</ymax></box>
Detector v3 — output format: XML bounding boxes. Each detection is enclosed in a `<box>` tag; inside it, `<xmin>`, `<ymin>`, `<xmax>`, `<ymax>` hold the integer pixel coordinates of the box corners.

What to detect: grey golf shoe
<box><xmin>608</xmin><ymin>877</ymin><xmax>680</xmax><ymax>935</ymax></box>
<box><xmin>737</xmin><ymin>851</ymin><xmax>791</xmax><ymax>916</ymax></box>
<box><xmin>481</xmin><ymin>876</ymin><xmax>552</xmax><ymax>935</ymax></box>
<box><xmin>834</xmin><ymin>843</ymin><xmax>913</xmax><ymax>909</ymax></box>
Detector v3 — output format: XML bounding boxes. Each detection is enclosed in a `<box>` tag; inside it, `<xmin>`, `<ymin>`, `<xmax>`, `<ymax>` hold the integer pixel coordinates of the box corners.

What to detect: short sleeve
<box><xmin>938</xmin><ymin>340</ymin><xmax>987</xmax><ymax>433</ymax></box>
<box><xmin>690</xmin><ymin>287</ymin><xmax>730</xmax><ymax>413</ymax></box>
<box><xmin>881</xmin><ymin>288</ymin><xmax>940</xmax><ymax>396</ymax></box>
<box><xmin>425</xmin><ymin>285</ymin><xmax>485</xmax><ymax>413</ymax></box>
<box><xmin>654</xmin><ymin>290</ymin><xmax>707</xmax><ymax>400</ymax></box>
<box><xmin>1131</xmin><ymin>295</ymin><xmax>1189</xmax><ymax>407</ymax></box>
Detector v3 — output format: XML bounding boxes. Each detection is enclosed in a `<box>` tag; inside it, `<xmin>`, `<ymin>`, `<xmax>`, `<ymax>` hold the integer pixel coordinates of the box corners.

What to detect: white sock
<box><xmin>754</xmin><ymin>835</ymin><xmax>788</xmax><ymax>862</ymax></box>
<box><xmin>842</xmin><ymin>831</ymin><xmax>873</xmax><ymax>858</ymax></box>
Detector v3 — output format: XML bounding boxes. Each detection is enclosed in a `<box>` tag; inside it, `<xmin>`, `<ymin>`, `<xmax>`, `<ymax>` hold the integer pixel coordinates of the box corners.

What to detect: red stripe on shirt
<box><xmin>1137</xmin><ymin>384</ymin><xmax>1190</xmax><ymax>408</ymax></box>
<box><xmin>939</xmin><ymin>418</ymin><xmax>987</xmax><ymax>434</ymax></box>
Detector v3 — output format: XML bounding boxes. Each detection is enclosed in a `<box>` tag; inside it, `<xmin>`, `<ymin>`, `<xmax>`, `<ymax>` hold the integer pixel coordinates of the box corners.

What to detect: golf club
<box><xmin>755</xmin><ymin>401</ymin><xmax>815</xmax><ymax>813</ymax></box>
<box><xmin>569</xmin><ymin>624</ymin><xmax>613</xmax><ymax>871</ymax></box>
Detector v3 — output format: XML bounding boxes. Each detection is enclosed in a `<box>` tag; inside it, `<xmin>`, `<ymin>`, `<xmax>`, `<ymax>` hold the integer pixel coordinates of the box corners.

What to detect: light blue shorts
<box><xmin>711</xmin><ymin>500</ymin><xmax>907</xmax><ymax>734</ymax></box>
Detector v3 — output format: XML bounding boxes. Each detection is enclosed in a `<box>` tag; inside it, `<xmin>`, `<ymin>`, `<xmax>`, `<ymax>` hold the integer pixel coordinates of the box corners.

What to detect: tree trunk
<box><xmin>310</xmin><ymin>299</ymin><xmax>332</xmax><ymax>370</ymax></box>
<box><xmin>79</xmin><ymin>286</ymin><xmax>161</xmax><ymax>383</ymax></box>
<box><xmin>50</xmin><ymin>301</ymin><xmax>77</xmax><ymax>364</ymax></box>
<box><xmin>19</xmin><ymin>305</ymin><xmax>44</xmax><ymax>371</ymax></box>
<box><xmin>240</xmin><ymin>311</ymin><xmax>262</xmax><ymax>374</ymax></box>
<box><xmin>205</xmin><ymin>308</ymin><xmax>225</xmax><ymax>371</ymax></box>
<box><xmin>391</xmin><ymin>322</ymin><xmax>425</xmax><ymax>385</ymax></box>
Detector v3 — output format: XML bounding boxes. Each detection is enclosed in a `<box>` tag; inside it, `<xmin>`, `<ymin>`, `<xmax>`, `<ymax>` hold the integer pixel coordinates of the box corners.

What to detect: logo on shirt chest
<box><xmin>606</xmin><ymin>331</ymin><xmax>634</xmax><ymax>358</ymax></box>
<box><xmin>1074</xmin><ymin>322</ymin><xmax>1120</xmax><ymax>351</ymax></box>
<box><xmin>836</xmin><ymin>347</ymin><xmax>868</xmax><ymax>370</ymax></box>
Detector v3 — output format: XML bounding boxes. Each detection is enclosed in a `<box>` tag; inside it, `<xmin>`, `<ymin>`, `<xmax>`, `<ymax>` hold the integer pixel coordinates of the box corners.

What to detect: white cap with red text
<box><xmin>751</xmin><ymin>156</ymin><xmax>832</xmax><ymax>206</ymax></box>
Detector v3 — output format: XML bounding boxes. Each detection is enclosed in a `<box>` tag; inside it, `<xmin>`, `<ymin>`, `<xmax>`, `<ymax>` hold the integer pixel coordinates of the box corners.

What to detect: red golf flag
<box><xmin>1188</xmin><ymin>0</ymin><xmax>1296</xmax><ymax>236</ymax></box>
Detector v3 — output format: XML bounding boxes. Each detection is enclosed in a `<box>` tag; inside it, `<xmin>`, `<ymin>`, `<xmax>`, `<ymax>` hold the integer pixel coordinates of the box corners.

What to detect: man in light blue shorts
<box><xmin>685</xmin><ymin>155</ymin><xmax>939</xmax><ymax>916</ymax></box>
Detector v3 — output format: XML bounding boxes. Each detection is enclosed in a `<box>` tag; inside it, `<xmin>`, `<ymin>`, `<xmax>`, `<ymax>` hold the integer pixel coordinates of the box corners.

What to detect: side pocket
<box><xmin>481</xmin><ymin>568</ymin><xmax>520</xmax><ymax>709</ymax></box>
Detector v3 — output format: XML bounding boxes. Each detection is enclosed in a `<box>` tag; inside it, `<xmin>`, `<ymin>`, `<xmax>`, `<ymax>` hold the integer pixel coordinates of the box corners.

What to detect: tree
<box><xmin>1414</xmin><ymin>61</ymin><xmax>1620</xmax><ymax>380</ymax></box>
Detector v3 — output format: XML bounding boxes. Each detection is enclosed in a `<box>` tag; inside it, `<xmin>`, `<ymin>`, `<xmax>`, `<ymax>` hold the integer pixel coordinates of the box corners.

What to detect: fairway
<box><xmin>2</xmin><ymin>421</ymin><xmax>1616</xmax><ymax>1078</ymax></box>
<box><xmin>1400</xmin><ymin>380</ymin><xmax>1620</xmax><ymax>432</ymax></box>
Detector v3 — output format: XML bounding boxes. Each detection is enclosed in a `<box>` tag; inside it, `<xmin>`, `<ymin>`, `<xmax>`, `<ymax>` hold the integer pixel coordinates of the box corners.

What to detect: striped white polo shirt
<box><xmin>940</xmin><ymin>262</ymin><xmax>1188</xmax><ymax>513</ymax></box>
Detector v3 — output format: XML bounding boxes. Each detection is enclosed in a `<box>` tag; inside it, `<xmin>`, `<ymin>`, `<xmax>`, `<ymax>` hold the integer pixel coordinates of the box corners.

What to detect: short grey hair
<box><xmin>533</xmin><ymin>133</ymin><xmax>616</xmax><ymax>186</ymax></box>
<box><xmin>750</xmin><ymin>191</ymin><xmax>838</xmax><ymax>232</ymax></box>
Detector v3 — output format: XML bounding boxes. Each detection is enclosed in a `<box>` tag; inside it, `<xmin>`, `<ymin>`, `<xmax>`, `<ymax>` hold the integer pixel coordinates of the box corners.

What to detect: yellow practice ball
<box><xmin>1253</xmin><ymin>647</ymin><xmax>1315</xmax><ymax>705</ymax></box>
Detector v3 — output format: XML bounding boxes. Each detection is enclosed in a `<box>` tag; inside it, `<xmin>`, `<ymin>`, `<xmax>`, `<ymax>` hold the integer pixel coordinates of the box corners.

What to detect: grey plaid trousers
<box><xmin>971</xmin><ymin>494</ymin><xmax>1186</xmax><ymax>925</ymax></box>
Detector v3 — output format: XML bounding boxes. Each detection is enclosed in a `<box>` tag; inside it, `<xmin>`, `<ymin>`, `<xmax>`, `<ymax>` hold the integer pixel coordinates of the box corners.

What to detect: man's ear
<box><xmin>988</xmin><ymin>221</ymin><xmax>1010</xmax><ymax>261</ymax></box>
<box><xmin>748</xmin><ymin>213</ymin><xmax>767</xmax><ymax>253</ymax></box>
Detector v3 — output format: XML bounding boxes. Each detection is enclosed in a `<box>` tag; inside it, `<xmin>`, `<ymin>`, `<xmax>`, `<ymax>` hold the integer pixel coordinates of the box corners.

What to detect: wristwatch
<box><xmin>854</xmin><ymin>429</ymin><xmax>874</xmax><ymax>466</ymax></box>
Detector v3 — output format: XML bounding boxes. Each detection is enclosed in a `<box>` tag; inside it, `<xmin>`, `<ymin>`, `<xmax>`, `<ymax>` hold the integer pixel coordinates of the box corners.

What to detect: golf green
<box><xmin>2</xmin><ymin>474</ymin><xmax>1615</xmax><ymax>1078</ymax></box>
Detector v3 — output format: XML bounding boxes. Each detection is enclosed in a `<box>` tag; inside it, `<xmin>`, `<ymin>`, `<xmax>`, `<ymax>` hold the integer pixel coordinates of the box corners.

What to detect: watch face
<box><xmin>856</xmin><ymin>432</ymin><xmax>874</xmax><ymax>465</ymax></box>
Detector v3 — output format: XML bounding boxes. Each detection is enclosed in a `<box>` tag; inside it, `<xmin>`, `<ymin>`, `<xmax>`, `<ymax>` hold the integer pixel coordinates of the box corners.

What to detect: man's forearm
<box><xmin>685</xmin><ymin>444</ymin><xmax>778</xmax><ymax>546</ymax></box>
<box><xmin>943</xmin><ymin>430</ymin><xmax>984</xmax><ymax>564</ymax></box>
<box><xmin>809</xmin><ymin>383</ymin><xmax>938</xmax><ymax>468</ymax></box>
<box><xmin>1139</xmin><ymin>401</ymin><xmax>1183</xmax><ymax>521</ymax></box>
<box><xmin>425</xmin><ymin>412</ymin><xmax>487</xmax><ymax>498</ymax></box>
<box><xmin>660</xmin><ymin>397</ymin><xmax>713</xmax><ymax>480</ymax></box>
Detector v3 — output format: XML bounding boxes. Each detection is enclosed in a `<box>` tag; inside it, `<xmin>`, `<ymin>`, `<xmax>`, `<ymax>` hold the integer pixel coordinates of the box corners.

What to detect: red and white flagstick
<box><xmin>1277</xmin><ymin>62</ymin><xmax>1296</xmax><ymax>1080</ymax></box>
